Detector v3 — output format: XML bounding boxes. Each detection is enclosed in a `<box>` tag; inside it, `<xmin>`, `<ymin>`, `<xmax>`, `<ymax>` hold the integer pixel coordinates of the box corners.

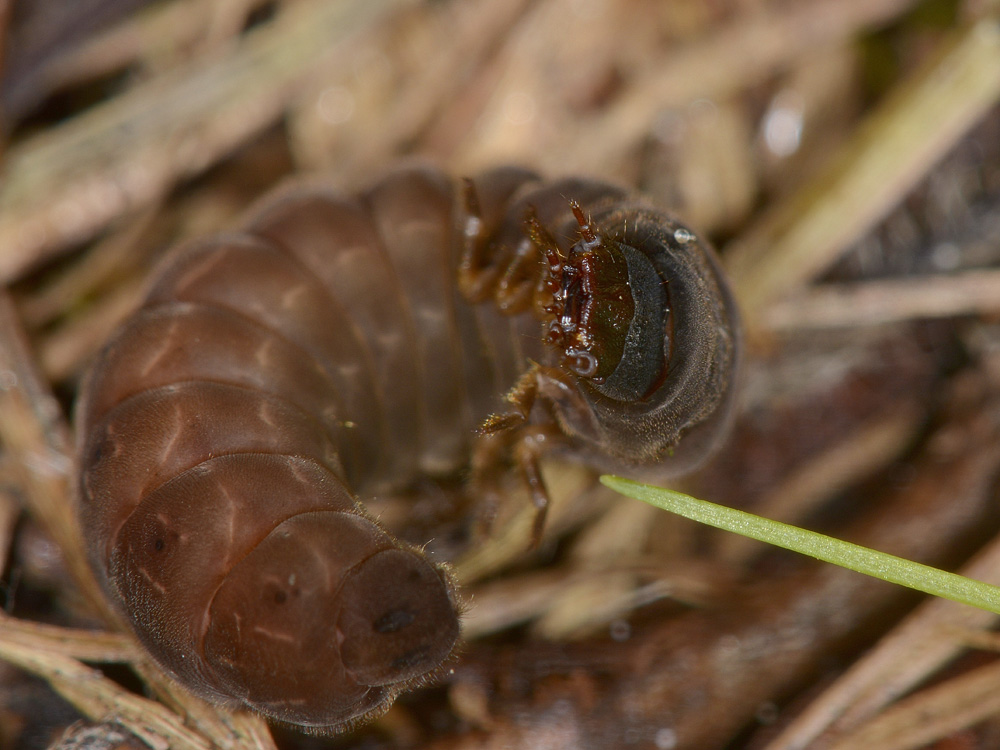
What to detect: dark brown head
<box><xmin>529</xmin><ymin>202</ymin><xmax>741</xmax><ymax>476</ymax></box>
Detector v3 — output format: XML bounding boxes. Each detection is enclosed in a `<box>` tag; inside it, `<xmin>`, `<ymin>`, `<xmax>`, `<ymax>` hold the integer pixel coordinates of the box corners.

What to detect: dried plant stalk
<box><xmin>0</xmin><ymin>0</ymin><xmax>405</xmax><ymax>282</ymax></box>
<box><xmin>0</xmin><ymin>291</ymin><xmax>106</xmax><ymax>616</ymax></box>
<box><xmin>763</xmin><ymin>268</ymin><xmax>1000</xmax><ymax>330</ymax></box>
<box><xmin>726</xmin><ymin>19</ymin><xmax>1000</xmax><ymax>323</ymax></box>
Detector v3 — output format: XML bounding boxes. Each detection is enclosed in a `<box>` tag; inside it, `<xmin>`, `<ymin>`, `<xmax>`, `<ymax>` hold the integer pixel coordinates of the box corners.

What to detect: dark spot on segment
<box><xmin>391</xmin><ymin>646</ymin><xmax>430</xmax><ymax>671</ymax></box>
<box><xmin>374</xmin><ymin>608</ymin><xmax>415</xmax><ymax>633</ymax></box>
<box><xmin>274</xmin><ymin>590</ymin><xmax>287</xmax><ymax>604</ymax></box>
<box><xmin>154</xmin><ymin>538</ymin><xmax>164</xmax><ymax>551</ymax></box>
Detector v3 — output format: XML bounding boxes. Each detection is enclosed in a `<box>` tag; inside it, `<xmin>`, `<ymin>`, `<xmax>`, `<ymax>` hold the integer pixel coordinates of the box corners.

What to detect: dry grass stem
<box><xmin>826</xmin><ymin>660</ymin><xmax>1000</xmax><ymax>750</ymax></box>
<box><xmin>726</xmin><ymin>19</ymin><xmax>1000</xmax><ymax>323</ymax></box>
<box><xmin>38</xmin><ymin>280</ymin><xmax>145</xmax><ymax>383</ymax></box>
<box><xmin>331</xmin><ymin>0</ymin><xmax>536</xmax><ymax>181</ymax></box>
<box><xmin>453</xmin><ymin>461</ymin><xmax>603</xmax><ymax>585</ymax></box>
<box><xmin>537</xmin><ymin>0</ymin><xmax>922</xmax><ymax>176</ymax></box>
<box><xmin>0</xmin><ymin>613</ymin><xmax>138</xmax><ymax>662</ymax></box>
<box><xmin>0</xmin><ymin>0</ymin><xmax>404</xmax><ymax>282</ymax></box>
<box><xmin>460</xmin><ymin>568</ymin><xmax>571</xmax><ymax>639</ymax></box>
<box><xmin>25</xmin><ymin>0</ymin><xmax>269</xmax><ymax>98</ymax></box>
<box><xmin>764</xmin><ymin>268</ymin><xmax>1000</xmax><ymax>330</ymax></box>
<box><xmin>0</xmin><ymin>484</ymin><xmax>18</xmax><ymax>579</ymax></box>
<box><xmin>131</xmin><ymin>662</ymin><xmax>278</xmax><ymax>750</ymax></box>
<box><xmin>716</xmin><ymin>403</ymin><xmax>924</xmax><ymax>564</ymax></box>
<box><xmin>0</xmin><ymin>291</ymin><xmax>107</xmax><ymax>616</ymax></box>
<box><xmin>0</xmin><ymin>638</ymin><xmax>216</xmax><ymax>750</ymax></box>
<box><xmin>764</xmin><ymin>470</ymin><xmax>1000</xmax><ymax>750</ymax></box>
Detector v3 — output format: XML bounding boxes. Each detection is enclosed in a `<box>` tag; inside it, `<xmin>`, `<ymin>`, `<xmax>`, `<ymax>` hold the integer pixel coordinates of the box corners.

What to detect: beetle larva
<box><xmin>75</xmin><ymin>164</ymin><xmax>741</xmax><ymax>731</ymax></box>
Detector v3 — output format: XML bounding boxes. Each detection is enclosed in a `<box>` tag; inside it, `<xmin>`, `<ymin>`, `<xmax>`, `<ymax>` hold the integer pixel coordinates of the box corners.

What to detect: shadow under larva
<box><xmin>75</xmin><ymin>164</ymin><xmax>741</xmax><ymax>732</ymax></box>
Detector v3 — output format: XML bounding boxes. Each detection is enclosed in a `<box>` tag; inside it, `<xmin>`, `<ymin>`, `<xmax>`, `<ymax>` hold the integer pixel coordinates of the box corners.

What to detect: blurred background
<box><xmin>2</xmin><ymin>1</ymin><xmax>1000</xmax><ymax>748</ymax></box>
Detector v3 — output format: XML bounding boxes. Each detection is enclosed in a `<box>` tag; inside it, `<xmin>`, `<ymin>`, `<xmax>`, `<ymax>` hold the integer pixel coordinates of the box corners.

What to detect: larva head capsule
<box><xmin>531</xmin><ymin>202</ymin><xmax>741</xmax><ymax>477</ymax></box>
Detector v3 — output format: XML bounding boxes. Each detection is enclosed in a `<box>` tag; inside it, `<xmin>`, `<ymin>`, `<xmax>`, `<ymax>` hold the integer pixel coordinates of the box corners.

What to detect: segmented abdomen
<box><xmin>75</xmin><ymin>164</ymin><xmax>738</xmax><ymax>731</ymax></box>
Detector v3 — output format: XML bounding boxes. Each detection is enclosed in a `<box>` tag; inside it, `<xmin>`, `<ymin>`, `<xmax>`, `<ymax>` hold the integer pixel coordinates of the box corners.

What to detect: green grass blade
<box><xmin>601</xmin><ymin>475</ymin><xmax>1000</xmax><ymax>614</ymax></box>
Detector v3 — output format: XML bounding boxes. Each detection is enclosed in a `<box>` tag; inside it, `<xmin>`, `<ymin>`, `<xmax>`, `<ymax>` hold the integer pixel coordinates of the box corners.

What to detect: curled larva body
<box><xmin>75</xmin><ymin>164</ymin><xmax>740</xmax><ymax>731</ymax></box>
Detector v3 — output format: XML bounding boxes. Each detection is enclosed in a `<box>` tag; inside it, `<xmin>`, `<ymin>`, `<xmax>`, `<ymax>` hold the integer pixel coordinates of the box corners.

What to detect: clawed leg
<box><xmin>457</xmin><ymin>178</ymin><xmax>500</xmax><ymax>303</ymax></box>
<box><xmin>470</xmin><ymin>365</ymin><xmax>563</xmax><ymax>548</ymax></box>
<box><xmin>513</xmin><ymin>426</ymin><xmax>557</xmax><ymax>547</ymax></box>
<box><xmin>468</xmin><ymin>428</ymin><xmax>507</xmax><ymax>536</ymax></box>
<box><xmin>479</xmin><ymin>366</ymin><xmax>537</xmax><ymax>435</ymax></box>
<box><xmin>470</xmin><ymin>423</ymin><xmax>560</xmax><ymax>549</ymax></box>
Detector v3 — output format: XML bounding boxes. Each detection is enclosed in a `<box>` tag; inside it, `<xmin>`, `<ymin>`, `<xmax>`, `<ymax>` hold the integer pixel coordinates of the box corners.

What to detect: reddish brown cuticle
<box><xmin>76</xmin><ymin>164</ymin><xmax>740</xmax><ymax>733</ymax></box>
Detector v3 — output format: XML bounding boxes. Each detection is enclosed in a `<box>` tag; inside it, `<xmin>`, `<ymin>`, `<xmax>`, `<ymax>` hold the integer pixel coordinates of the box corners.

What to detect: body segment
<box><xmin>76</xmin><ymin>164</ymin><xmax>741</xmax><ymax>730</ymax></box>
